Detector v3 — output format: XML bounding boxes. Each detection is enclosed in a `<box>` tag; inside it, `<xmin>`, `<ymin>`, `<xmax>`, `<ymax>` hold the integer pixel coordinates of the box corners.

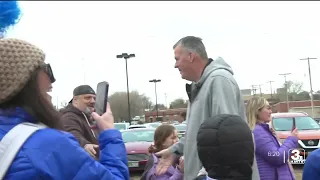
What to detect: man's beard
<box><xmin>83</xmin><ymin>106</ymin><xmax>94</xmax><ymax>115</ymax></box>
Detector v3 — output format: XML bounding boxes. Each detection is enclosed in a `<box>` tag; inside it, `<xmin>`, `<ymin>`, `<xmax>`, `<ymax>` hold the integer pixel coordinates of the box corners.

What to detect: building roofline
<box><xmin>273</xmin><ymin>100</ymin><xmax>320</xmax><ymax>106</ymax></box>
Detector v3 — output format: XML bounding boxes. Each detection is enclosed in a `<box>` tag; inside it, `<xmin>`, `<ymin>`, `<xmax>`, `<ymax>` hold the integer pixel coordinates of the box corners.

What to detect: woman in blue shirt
<box><xmin>0</xmin><ymin>38</ymin><xmax>129</xmax><ymax>180</ymax></box>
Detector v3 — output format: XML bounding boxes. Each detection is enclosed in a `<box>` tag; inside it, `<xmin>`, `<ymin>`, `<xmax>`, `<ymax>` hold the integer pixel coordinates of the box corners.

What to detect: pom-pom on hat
<box><xmin>0</xmin><ymin>1</ymin><xmax>21</xmax><ymax>38</ymax></box>
<box><xmin>0</xmin><ymin>38</ymin><xmax>45</xmax><ymax>104</ymax></box>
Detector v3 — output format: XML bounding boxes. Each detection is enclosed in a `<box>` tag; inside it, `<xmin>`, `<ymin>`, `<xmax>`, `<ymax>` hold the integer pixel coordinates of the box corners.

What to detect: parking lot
<box><xmin>129</xmin><ymin>165</ymin><xmax>304</xmax><ymax>180</ymax></box>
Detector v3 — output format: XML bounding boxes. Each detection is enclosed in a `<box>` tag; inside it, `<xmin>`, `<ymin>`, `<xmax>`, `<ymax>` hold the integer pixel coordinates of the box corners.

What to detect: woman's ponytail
<box><xmin>148</xmin><ymin>144</ymin><xmax>157</xmax><ymax>154</ymax></box>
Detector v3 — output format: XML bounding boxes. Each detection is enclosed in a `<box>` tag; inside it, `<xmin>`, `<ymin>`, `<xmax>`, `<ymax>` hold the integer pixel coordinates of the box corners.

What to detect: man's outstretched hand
<box><xmin>155</xmin><ymin>148</ymin><xmax>175</xmax><ymax>175</ymax></box>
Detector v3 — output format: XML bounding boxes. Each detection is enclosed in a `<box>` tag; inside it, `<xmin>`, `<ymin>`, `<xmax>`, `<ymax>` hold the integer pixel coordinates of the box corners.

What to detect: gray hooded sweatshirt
<box><xmin>168</xmin><ymin>57</ymin><xmax>260</xmax><ymax>180</ymax></box>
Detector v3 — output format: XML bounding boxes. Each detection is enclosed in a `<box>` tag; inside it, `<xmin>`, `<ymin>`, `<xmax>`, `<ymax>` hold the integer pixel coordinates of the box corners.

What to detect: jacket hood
<box><xmin>196</xmin><ymin>57</ymin><xmax>233</xmax><ymax>87</ymax></box>
<box><xmin>186</xmin><ymin>57</ymin><xmax>234</xmax><ymax>102</ymax></box>
<box><xmin>197</xmin><ymin>114</ymin><xmax>254</xmax><ymax>179</ymax></box>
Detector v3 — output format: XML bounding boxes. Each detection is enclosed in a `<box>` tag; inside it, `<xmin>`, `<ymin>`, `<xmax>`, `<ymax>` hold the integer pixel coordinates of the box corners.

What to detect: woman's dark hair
<box><xmin>0</xmin><ymin>68</ymin><xmax>62</xmax><ymax>129</ymax></box>
<box><xmin>148</xmin><ymin>124</ymin><xmax>176</xmax><ymax>153</ymax></box>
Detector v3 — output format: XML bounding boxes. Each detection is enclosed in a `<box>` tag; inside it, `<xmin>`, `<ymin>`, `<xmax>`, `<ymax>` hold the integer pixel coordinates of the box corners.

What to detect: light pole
<box><xmin>279</xmin><ymin>73</ymin><xmax>291</xmax><ymax>112</ymax></box>
<box><xmin>251</xmin><ymin>85</ymin><xmax>257</xmax><ymax>95</ymax></box>
<box><xmin>117</xmin><ymin>53</ymin><xmax>135</xmax><ymax>124</ymax></box>
<box><xmin>254</xmin><ymin>84</ymin><xmax>263</xmax><ymax>97</ymax></box>
<box><xmin>164</xmin><ymin>93</ymin><xmax>168</xmax><ymax>108</ymax></box>
<box><xmin>300</xmin><ymin>57</ymin><xmax>317</xmax><ymax>118</ymax></box>
<box><xmin>149</xmin><ymin>79</ymin><xmax>161</xmax><ymax>121</ymax></box>
<box><xmin>267</xmin><ymin>81</ymin><xmax>274</xmax><ymax>98</ymax></box>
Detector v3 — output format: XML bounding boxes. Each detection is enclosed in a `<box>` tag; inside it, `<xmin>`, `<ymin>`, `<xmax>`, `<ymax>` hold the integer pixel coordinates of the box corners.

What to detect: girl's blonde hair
<box><xmin>246</xmin><ymin>97</ymin><xmax>270</xmax><ymax>130</ymax></box>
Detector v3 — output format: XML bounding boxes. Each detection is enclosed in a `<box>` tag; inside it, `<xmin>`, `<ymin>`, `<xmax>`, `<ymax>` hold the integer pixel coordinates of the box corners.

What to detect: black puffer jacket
<box><xmin>197</xmin><ymin>114</ymin><xmax>254</xmax><ymax>180</ymax></box>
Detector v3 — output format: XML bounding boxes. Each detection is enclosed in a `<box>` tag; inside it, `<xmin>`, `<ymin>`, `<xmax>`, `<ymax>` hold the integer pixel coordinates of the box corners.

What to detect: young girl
<box><xmin>141</xmin><ymin>124</ymin><xmax>183</xmax><ymax>180</ymax></box>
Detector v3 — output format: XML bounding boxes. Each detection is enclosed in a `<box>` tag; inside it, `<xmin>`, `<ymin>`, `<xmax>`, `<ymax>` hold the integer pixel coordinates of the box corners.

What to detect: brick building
<box><xmin>273</xmin><ymin>100</ymin><xmax>320</xmax><ymax>113</ymax></box>
<box><xmin>144</xmin><ymin>108</ymin><xmax>187</xmax><ymax>123</ymax></box>
<box><xmin>145</xmin><ymin>100</ymin><xmax>320</xmax><ymax>123</ymax></box>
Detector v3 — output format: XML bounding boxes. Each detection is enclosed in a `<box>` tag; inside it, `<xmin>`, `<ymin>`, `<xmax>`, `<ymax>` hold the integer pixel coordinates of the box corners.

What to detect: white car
<box><xmin>145</xmin><ymin>122</ymin><xmax>161</xmax><ymax>128</ymax></box>
<box><xmin>128</xmin><ymin>124</ymin><xmax>154</xmax><ymax>129</ymax></box>
<box><xmin>114</xmin><ymin>123</ymin><xmax>130</xmax><ymax>131</ymax></box>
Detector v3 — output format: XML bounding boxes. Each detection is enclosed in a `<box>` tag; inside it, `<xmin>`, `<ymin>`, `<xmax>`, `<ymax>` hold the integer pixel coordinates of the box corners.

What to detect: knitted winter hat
<box><xmin>0</xmin><ymin>38</ymin><xmax>45</xmax><ymax>104</ymax></box>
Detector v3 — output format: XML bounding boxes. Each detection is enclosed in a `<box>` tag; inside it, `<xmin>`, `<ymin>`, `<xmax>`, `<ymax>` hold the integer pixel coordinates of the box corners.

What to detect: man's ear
<box><xmin>73</xmin><ymin>96</ymin><xmax>78</xmax><ymax>103</ymax></box>
<box><xmin>189</xmin><ymin>52</ymin><xmax>195</xmax><ymax>63</ymax></box>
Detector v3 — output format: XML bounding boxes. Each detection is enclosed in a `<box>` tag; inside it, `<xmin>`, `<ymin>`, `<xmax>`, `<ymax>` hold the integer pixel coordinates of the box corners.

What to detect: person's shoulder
<box><xmin>61</xmin><ymin>111</ymin><xmax>77</xmax><ymax>118</ymax></box>
<box><xmin>60</xmin><ymin>111</ymin><xmax>82</xmax><ymax>124</ymax></box>
<box><xmin>24</xmin><ymin>128</ymin><xmax>78</xmax><ymax>149</ymax></box>
<box><xmin>252</xmin><ymin>125</ymin><xmax>272</xmax><ymax>140</ymax></box>
<box><xmin>253</xmin><ymin>124</ymin><xmax>264</xmax><ymax>131</ymax></box>
<box><xmin>307</xmin><ymin>148</ymin><xmax>320</xmax><ymax>165</ymax></box>
<box><xmin>206</xmin><ymin>73</ymin><xmax>236</xmax><ymax>89</ymax></box>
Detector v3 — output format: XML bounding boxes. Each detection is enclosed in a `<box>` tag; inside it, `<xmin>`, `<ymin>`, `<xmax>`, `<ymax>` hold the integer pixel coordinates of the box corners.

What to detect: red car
<box><xmin>121</xmin><ymin>128</ymin><xmax>155</xmax><ymax>171</ymax></box>
<box><xmin>271</xmin><ymin>112</ymin><xmax>320</xmax><ymax>157</ymax></box>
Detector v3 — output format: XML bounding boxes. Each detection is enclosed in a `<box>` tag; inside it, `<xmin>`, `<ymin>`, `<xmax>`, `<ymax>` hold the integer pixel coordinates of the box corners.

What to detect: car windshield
<box><xmin>175</xmin><ymin>125</ymin><xmax>186</xmax><ymax>131</ymax></box>
<box><xmin>273</xmin><ymin>116</ymin><xmax>320</xmax><ymax>131</ymax></box>
<box><xmin>122</xmin><ymin>130</ymin><xmax>155</xmax><ymax>143</ymax></box>
<box><xmin>114</xmin><ymin>124</ymin><xmax>127</xmax><ymax>130</ymax></box>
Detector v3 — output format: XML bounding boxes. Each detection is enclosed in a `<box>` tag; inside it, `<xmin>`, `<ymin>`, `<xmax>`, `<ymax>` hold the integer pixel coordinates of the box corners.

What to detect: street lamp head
<box><xmin>279</xmin><ymin>73</ymin><xmax>291</xmax><ymax>76</ymax></box>
<box><xmin>149</xmin><ymin>79</ymin><xmax>161</xmax><ymax>83</ymax></box>
<box><xmin>117</xmin><ymin>53</ymin><xmax>135</xmax><ymax>59</ymax></box>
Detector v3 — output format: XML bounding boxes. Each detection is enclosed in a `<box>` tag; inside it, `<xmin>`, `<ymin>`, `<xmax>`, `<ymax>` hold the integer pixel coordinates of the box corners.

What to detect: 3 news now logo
<box><xmin>289</xmin><ymin>148</ymin><xmax>306</xmax><ymax>164</ymax></box>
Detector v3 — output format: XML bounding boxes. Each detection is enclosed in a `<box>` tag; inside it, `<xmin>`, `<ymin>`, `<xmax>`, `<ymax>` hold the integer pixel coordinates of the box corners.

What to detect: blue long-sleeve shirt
<box><xmin>303</xmin><ymin>148</ymin><xmax>320</xmax><ymax>180</ymax></box>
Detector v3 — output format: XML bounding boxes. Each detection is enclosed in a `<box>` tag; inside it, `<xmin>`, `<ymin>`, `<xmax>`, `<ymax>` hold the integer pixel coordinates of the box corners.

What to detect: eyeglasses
<box><xmin>41</xmin><ymin>63</ymin><xmax>56</xmax><ymax>83</ymax></box>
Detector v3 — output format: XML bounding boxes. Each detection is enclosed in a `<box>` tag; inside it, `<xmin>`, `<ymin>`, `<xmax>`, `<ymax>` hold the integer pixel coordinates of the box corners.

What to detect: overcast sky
<box><xmin>7</xmin><ymin>1</ymin><xmax>320</xmax><ymax>107</ymax></box>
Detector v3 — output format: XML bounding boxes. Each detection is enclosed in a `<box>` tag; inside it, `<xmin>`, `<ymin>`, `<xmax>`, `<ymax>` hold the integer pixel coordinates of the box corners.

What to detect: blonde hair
<box><xmin>246</xmin><ymin>97</ymin><xmax>270</xmax><ymax>130</ymax></box>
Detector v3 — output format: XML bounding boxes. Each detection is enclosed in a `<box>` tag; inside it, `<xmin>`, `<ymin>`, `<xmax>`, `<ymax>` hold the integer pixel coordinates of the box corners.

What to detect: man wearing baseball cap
<box><xmin>60</xmin><ymin>85</ymin><xmax>99</xmax><ymax>159</ymax></box>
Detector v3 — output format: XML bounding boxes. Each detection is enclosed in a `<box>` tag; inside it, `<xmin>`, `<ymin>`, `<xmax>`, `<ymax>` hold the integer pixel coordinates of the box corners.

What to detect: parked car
<box><xmin>114</xmin><ymin>122</ymin><xmax>130</xmax><ymax>131</ymax></box>
<box><xmin>314</xmin><ymin>118</ymin><xmax>320</xmax><ymax>124</ymax></box>
<box><xmin>128</xmin><ymin>124</ymin><xmax>154</xmax><ymax>129</ymax></box>
<box><xmin>121</xmin><ymin>128</ymin><xmax>155</xmax><ymax>171</ymax></box>
<box><xmin>145</xmin><ymin>122</ymin><xmax>161</xmax><ymax>129</ymax></box>
<box><xmin>174</xmin><ymin>124</ymin><xmax>187</xmax><ymax>138</ymax></box>
<box><xmin>171</xmin><ymin>120</ymin><xmax>179</xmax><ymax>125</ymax></box>
<box><xmin>271</xmin><ymin>112</ymin><xmax>320</xmax><ymax>157</ymax></box>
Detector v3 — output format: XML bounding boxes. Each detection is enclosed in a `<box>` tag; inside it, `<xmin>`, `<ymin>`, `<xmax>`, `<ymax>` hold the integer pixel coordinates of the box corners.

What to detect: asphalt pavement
<box><xmin>294</xmin><ymin>164</ymin><xmax>303</xmax><ymax>180</ymax></box>
<box><xmin>130</xmin><ymin>172</ymin><xmax>141</xmax><ymax>180</ymax></box>
<box><xmin>130</xmin><ymin>165</ymin><xmax>304</xmax><ymax>180</ymax></box>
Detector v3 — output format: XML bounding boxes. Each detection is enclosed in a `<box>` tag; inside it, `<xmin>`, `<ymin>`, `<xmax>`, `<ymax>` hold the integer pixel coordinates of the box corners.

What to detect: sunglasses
<box><xmin>41</xmin><ymin>63</ymin><xmax>56</xmax><ymax>83</ymax></box>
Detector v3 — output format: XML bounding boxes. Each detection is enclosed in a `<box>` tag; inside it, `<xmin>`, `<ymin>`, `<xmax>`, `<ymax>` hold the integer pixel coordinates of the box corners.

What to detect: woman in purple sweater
<box><xmin>246</xmin><ymin>97</ymin><xmax>298</xmax><ymax>180</ymax></box>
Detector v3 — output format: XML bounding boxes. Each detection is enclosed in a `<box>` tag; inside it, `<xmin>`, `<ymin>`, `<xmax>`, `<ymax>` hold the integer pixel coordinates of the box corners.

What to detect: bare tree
<box><xmin>151</xmin><ymin>104</ymin><xmax>167</xmax><ymax>111</ymax></box>
<box><xmin>313</xmin><ymin>91</ymin><xmax>320</xmax><ymax>100</ymax></box>
<box><xmin>278</xmin><ymin>81</ymin><xmax>307</xmax><ymax>101</ymax></box>
<box><xmin>169</xmin><ymin>98</ymin><xmax>188</xmax><ymax>109</ymax></box>
<box><xmin>108</xmin><ymin>91</ymin><xmax>153</xmax><ymax>122</ymax></box>
<box><xmin>284</xmin><ymin>81</ymin><xmax>303</xmax><ymax>94</ymax></box>
<box><xmin>293</xmin><ymin>91</ymin><xmax>310</xmax><ymax>101</ymax></box>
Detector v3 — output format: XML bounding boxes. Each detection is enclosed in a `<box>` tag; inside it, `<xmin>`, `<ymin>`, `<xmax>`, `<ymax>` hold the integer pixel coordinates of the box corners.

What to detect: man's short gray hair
<box><xmin>173</xmin><ymin>36</ymin><xmax>208</xmax><ymax>60</ymax></box>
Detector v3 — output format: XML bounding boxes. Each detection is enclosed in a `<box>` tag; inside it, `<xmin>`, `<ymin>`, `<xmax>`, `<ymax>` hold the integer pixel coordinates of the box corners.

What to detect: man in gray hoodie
<box><xmin>155</xmin><ymin>36</ymin><xmax>260</xmax><ymax>180</ymax></box>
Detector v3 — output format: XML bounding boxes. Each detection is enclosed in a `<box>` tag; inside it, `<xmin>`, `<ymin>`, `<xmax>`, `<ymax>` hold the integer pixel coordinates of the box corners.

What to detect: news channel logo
<box><xmin>289</xmin><ymin>148</ymin><xmax>306</xmax><ymax>164</ymax></box>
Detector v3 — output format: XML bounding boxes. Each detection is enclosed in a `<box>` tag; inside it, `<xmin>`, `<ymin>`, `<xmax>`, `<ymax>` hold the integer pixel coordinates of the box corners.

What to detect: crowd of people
<box><xmin>2</xmin><ymin>1</ymin><xmax>320</xmax><ymax>180</ymax></box>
